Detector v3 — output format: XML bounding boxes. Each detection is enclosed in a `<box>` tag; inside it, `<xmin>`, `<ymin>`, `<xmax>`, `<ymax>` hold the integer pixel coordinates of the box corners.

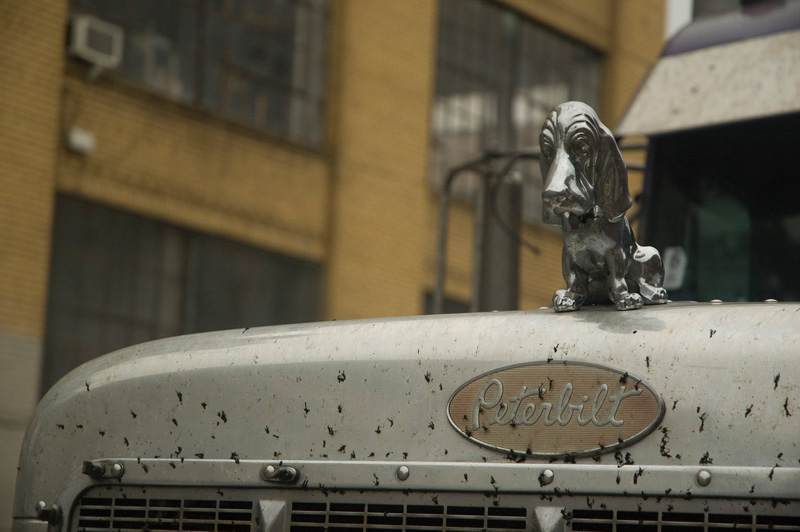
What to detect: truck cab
<box><xmin>617</xmin><ymin>0</ymin><xmax>800</xmax><ymax>303</ymax></box>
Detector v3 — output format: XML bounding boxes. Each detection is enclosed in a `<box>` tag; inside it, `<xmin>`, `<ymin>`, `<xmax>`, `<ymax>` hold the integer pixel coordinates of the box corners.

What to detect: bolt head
<box><xmin>396</xmin><ymin>465</ymin><xmax>410</xmax><ymax>481</ymax></box>
<box><xmin>539</xmin><ymin>469</ymin><xmax>555</xmax><ymax>486</ymax></box>
<box><xmin>262</xmin><ymin>465</ymin><xmax>276</xmax><ymax>480</ymax></box>
<box><xmin>110</xmin><ymin>463</ymin><xmax>124</xmax><ymax>478</ymax></box>
<box><xmin>696</xmin><ymin>470</ymin><xmax>712</xmax><ymax>487</ymax></box>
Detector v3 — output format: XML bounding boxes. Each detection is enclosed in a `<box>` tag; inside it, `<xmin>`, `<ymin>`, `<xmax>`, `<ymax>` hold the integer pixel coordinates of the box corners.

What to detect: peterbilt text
<box><xmin>473</xmin><ymin>379</ymin><xmax>642</xmax><ymax>430</ymax></box>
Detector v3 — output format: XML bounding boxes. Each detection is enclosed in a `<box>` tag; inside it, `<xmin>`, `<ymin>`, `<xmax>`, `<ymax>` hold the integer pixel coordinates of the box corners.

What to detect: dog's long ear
<box><xmin>539</xmin><ymin>112</ymin><xmax>559</xmax><ymax>225</ymax></box>
<box><xmin>595</xmin><ymin>123</ymin><xmax>632</xmax><ymax>221</ymax></box>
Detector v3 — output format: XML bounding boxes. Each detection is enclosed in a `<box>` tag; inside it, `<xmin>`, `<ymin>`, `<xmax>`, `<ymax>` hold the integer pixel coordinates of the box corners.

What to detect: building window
<box><xmin>71</xmin><ymin>0</ymin><xmax>329</xmax><ymax>147</ymax></box>
<box><xmin>431</xmin><ymin>0</ymin><xmax>602</xmax><ymax>222</ymax></box>
<box><xmin>41</xmin><ymin>196</ymin><xmax>323</xmax><ymax>393</ymax></box>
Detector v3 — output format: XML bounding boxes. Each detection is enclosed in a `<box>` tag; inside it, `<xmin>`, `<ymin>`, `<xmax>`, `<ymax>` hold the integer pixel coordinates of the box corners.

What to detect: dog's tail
<box><xmin>630</xmin><ymin>245</ymin><xmax>668</xmax><ymax>304</ymax></box>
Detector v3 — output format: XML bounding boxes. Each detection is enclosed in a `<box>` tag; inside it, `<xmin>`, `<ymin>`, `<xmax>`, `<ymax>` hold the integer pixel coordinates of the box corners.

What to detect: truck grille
<box><xmin>289</xmin><ymin>501</ymin><xmax>527</xmax><ymax>531</ymax></box>
<box><xmin>571</xmin><ymin>509</ymin><xmax>800</xmax><ymax>531</ymax></box>
<box><xmin>72</xmin><ymin>488</ymin><xmax>800</xmax><ymax>532</ymax></box>
<box><xmin>76</xmin><ymin>497</ymin><xmax>254</xmax><ymax>532</ymax></box>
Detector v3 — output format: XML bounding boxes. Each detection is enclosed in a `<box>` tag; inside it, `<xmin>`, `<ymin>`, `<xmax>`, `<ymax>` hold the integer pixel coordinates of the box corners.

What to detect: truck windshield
<box><xmin>644</xmin><ymin>112</ymin><xmax>800</xmax><ymax>302</ymax></box>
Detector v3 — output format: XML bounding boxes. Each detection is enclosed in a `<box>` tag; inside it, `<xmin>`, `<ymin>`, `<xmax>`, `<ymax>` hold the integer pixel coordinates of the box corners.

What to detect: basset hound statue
<box><xmin>539</xmin><ymin>102</ymin><xmax>668</xmax><ymax>312</ymax></box>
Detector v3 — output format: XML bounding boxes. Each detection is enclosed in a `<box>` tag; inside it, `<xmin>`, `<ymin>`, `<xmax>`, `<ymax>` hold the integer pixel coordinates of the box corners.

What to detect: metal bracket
<box><xmin>82</xmin><ymin>461</ymin><xmax>125</xmax><ymax>479</ymax></box>
<box><xmin>261</xmin><ymin>465</ymin><xmax>299</xmax><ymax>484</ymax></box>
<box><xmin>34</xmin><ymin>501</ymin><xmax>61</xmax><ymax>526</ymax></box>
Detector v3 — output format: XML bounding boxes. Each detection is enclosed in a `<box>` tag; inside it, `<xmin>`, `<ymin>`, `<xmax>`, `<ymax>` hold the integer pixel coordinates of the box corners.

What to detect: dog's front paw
<box><xmin>648</xmin><ymin>288</ymin><xmax>668</xmax><ymax>305</ymax></box>
<box><xmin>615</xmin><ymin>292</ymin><xmax>643</xmax><ymax>311</ymax></box>
<box><xmin>553</xmin><ymin>290</ymin><xmax>585</xmax><ymax>312</ymax></box>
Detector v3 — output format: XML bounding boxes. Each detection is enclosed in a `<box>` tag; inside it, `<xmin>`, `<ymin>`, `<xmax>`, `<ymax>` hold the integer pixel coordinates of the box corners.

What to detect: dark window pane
<box><xmin>646</xmin><ymin>113</ymin><xmax>800</xmax><ymax>302</ymax></box>
<box><xmin>42</xmin><ymin>196</ymin><xmax>323</xmax><ymax>394</ymax></box>
<box><xmin>202</xmin><ymin>62</ymin><xmax>221</xmax><ymax>108</ymax></box>
<box><xmin>69</xmin><ymin>0</ymin><xmax>328</xmax><ymax>147</ymax></box>
<box><xmin>184</xmin><ymin>234</ymin><xmax>322</xmax><ymax>333</ymax></box>
<box><xmin>431</xmin><ymin>0</ymin><xmax>602</xmax><ymax>223</ymax></box>
<box><xmin>423</xmin><ymin>292</ymin><xmax>470</xmax><ymax>314</ymax></box>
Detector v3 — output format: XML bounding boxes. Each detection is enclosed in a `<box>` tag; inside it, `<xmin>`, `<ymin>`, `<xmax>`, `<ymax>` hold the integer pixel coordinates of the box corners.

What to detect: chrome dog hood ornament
<box><xmin>540</xmin><ymin>102</ymin><xmax>668</xmax><ymax>312</ymax></box>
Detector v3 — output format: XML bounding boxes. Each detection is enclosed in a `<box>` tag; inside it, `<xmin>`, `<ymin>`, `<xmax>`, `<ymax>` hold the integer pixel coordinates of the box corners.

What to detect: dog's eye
<box><xmin>571</xmin><ymin>138</ymin><xmax>591</xmax><ymax>159</ymax></box>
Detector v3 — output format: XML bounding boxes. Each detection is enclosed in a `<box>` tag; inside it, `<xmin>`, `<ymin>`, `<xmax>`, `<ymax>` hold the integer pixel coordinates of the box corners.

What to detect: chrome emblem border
<box><xmin>447</xmin><ymin>360</ymin><xmax>666</xmax><ymax>458</ymax></box>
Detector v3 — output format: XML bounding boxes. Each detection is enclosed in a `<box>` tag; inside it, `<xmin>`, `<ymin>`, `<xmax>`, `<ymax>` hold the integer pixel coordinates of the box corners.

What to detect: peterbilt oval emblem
<box><xmin>447</xmin><ymin>361</ymin><xmax>665</xmax><ymax>457</ymax></box>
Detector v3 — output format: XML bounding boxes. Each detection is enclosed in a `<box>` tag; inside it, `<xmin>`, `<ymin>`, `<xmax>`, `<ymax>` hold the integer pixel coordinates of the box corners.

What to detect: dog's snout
<box><xmin>541</xmin><ymin>150</ymin><xmax>592</xmax><ymax>220</ymax></box>
<box><xmin>542</xmin><ymin>176</ymin><xmax>575</xmax><ymax>223</ymax></box>
<box><xmin>542</xmin><ymin>191</ymin><xmax>567</xmax><ymax>217</ymax></box>
<box><xmin>542</xmin><ymin>184</ymin><xmax>568</xmax><ymax>203</ymax></box>
<box><xmin>542</xmin><ymin>156</ymin><xmax>576</xmax><ymax>205</ymax></box>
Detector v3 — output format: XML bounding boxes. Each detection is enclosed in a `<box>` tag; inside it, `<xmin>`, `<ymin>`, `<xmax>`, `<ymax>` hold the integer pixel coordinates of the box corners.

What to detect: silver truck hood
<box><xmin>13</xmin><ymin>302</ymin><xmax>800</xmax><ymax>517</ymax></box>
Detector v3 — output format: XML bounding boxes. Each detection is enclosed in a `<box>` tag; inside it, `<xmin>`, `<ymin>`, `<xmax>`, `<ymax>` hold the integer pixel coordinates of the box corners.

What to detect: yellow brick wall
<box><xmin>0</xmin><ymin>0</ymin><xmax>668</xmax><ymax>343</ymax></box>
<box><xmin>0</xmin><ymin>0</ymin><xmax>66</xmax><ymax>339</ymax></box>
<box><xmin>58</xmin><ymin>77</ymin><xmax>330</xmax><ymax>262</ymax></box>
<box><xmin>603</xmin><ymin>0</ymin><xmax>667</xmax><ymax>127</ymax></box>
<box><xmin>0</xmin><ymin>1</ymin><xmax>68</xmax><ymax>527</ymax></box>
<box><xmin>325</xmin><ymin>0</ymin><xmax>438</xmax><ymax>320</ymax></box>
<box><xmin>502</xmin><ymin>0</ymin><xmax>613</xmax><ymax>51</ymax></box>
